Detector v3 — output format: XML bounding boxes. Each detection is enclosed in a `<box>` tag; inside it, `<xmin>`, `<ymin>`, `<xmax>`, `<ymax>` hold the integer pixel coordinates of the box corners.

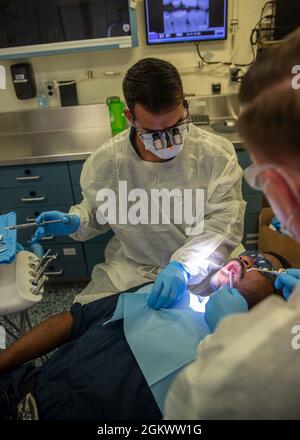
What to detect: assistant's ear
<box><xmin>124</xmin><ymin>109</ymin><xmax>134</xmax><ymax>125</ymax></box>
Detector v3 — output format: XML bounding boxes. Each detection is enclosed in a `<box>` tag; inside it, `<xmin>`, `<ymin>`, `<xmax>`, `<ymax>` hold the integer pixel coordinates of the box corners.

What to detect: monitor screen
<box><xmin>145</xmin><ymin>0</ymin><xmax>227</xmax><ymax>45</ymax></box>
<box><xmin>274</xmin><ymin>0</ymin><xmax>300</xmax><ymax>40</ymax></box>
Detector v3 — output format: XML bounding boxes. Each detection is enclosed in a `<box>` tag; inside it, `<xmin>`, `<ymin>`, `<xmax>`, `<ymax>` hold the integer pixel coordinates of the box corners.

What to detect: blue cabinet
<box><xmin>0</xmin><ymin>148</ymin><xmax>263</xmax><ymax>282</ymax></box>
<box><xmin>236</xmin><ymin>150</ymin><xmax>263</xmax><ymax>249</ymax></box>
<box><xmin>0</xmin><ymin>160</ymin><xmax>113</xmax><ymax>282</ymax></box>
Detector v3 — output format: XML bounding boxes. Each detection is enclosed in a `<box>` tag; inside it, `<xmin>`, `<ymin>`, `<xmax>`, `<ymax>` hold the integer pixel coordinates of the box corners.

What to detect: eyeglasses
<box><xmin>134</xmin><ymin>111</ymin><xmax>191</xmax><ymax>151</ymax></box>
<box><xmin>244</xmin><ymin>164</ymin><xmax>300</xmax><ymax>199</ymax></box>
<box><xmin>240</xmin><ymin>250</ymin><xmax>285</xmax><ymax>295</ymax></box>
<box><xmin>240</xmin><ymin>250</ymin><xmax>275</xmax><ymax>271</ymax></box>
<box><xmin>135</xmin><ymin>112</ymin><xmax>191</xmax><ymax>137</ymax></box>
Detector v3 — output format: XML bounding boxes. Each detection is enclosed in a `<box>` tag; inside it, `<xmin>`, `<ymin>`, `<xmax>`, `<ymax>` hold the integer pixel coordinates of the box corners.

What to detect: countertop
<box><xmin>0</xmin><ymin>127</ymin><xmax>111</xmax><ymax>166</ymax></box>
<box><xmin>0</xmin><ymin>98</ymin><xmax>244</xmax><ymax>167</ymax></box>
<box><xmin>0</xmin><ymin>125</ymin><xmax>243</xmax><ymax>167</ymax></box>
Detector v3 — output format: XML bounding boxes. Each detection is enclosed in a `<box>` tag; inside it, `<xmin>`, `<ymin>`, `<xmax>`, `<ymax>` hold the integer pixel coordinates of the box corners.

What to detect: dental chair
<box><xmin>0</xmin><ymin>213</ymin><xmax>55</xmax><ymax>342</ymax></box>
<box><xmin>0</xmin><ymin>250</ymin><xmax>45</xmax><ymax>340</ymax></box>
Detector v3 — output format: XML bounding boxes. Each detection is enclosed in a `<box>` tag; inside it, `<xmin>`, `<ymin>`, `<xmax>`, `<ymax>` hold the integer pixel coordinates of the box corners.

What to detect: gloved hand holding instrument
<box><xmin>7</xmin><ymin>211</ymin><xmax>81</xmax><ymax>244</ymax></box>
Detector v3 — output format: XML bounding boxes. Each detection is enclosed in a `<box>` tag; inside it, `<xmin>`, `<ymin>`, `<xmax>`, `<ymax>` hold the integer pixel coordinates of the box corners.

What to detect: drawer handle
<box><xmin>41</xmin><ymin>236</ymin><xmax>54</xmax><ymax>241</ymax></box>
<box><xmin>44</xmin><ymin>269</ymin><xmax>63</xmax><ymax>276</ymax></box>
<box><xmin>21</xmin><ymin>196</ymin><xmax>46</xmax><ymax>202</ymax></box>
<box><xmin>16</xmin><ymin>176</ymin><xmax>41</xmax><ymax>182</ymax></box>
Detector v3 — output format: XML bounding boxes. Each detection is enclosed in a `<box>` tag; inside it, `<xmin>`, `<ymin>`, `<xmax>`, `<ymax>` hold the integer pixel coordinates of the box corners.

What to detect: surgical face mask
<box><xmin>244</xmin><ymin>164</ymin><xmax>300</xmax><ymax>240</ymax></box>
<box><xmin>134</xmin><ymin>117</ymin><xmax>190</xmax><ymax>160</ymax></box>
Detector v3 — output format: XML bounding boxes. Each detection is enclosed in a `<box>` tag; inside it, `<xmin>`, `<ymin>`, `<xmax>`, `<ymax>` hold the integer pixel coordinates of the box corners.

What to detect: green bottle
<box><xmin>107</xmin><ymin>96</ymin><xmax>128</xmax><ymax>136</ymax></box>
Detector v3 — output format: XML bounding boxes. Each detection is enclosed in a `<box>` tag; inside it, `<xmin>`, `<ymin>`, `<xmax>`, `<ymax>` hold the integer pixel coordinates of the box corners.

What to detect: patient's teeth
<box><xmin>172</xmin><ymin>0</ymin><xmax>182</xmax><ymax>8</ymax></box>
<box><xmin>164</xmin><ymin>12</ymin><xmax>174</xmax><ymax>34</ymax></box>
<box><xmin>172</xmin><ymin>10</ymin><xmax>188</xmax><ymax>33</ymax></box>
<box><xmin>198</xmin><ymin>0</ymin><xmax>209</xmax><ymax>10</ymax></box>
<box><xmin>188</xmin><ymin>9</ymin><xmax>201</xmax><ymax>30</ymax></box>
<box><xmin>189</xmin><ymin>9</ymin><xmax>208</xmax><ymax>29</ymax></box>
<box><xmin>182</xmin><ymin>0</ymin><xmax>198</xmax><ymax>7</ymax></box>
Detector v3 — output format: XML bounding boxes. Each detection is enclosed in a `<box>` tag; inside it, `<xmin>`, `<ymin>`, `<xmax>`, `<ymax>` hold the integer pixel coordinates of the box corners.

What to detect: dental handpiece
<box><xmin>229</xmin><ymin>270</ymin><xmax>234</xmax><ymax>288</ymax></box>
<box><xmin>246</xmin><ymin>268</ymin><xmax>286</xmax><ymax>275</ymax></box>
<box><xmin>5</xmin><ymin>219</ymin><xmax>64</xmax><ymax>231</ymax></box>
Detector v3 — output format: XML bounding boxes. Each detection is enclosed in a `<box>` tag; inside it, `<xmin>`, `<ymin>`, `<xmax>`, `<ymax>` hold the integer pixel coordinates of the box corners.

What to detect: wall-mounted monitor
<box><xmin>274</xmin><ymin>0</ymin><xmax>300</xmax><ymax>40</ymax></box>
<box><xmin>0</xmin><ymin>0</ymin><xmax>135</xmax><ymax>59</ymax></box>
<box><xmin>145</xmin><ymin>0</ymin><xmax>227</xmax><ymax>45</ymax></box>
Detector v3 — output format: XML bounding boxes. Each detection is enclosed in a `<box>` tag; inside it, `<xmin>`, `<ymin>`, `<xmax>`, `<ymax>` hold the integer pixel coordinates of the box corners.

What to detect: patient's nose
<box><xmin>238</xmin><ymin>256</ymin><xmax>253</xmax><ymax>269</ymax></box>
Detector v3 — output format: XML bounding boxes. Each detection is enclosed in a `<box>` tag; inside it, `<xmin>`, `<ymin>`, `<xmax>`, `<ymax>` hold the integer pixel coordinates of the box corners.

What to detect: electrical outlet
<box><xmin>229</xmin><ymin>68</ymin><xmax>241</xmax><ymax>83</ymax></box>
<box><xmin>45</xmin><ymin>81</ymin><xmax>56</xmax><ymax>98</ymax></box>
<box><xmin>229</xmin><ymin>67</ymin><xmax>241</xmax><ymax>83</ymax></box>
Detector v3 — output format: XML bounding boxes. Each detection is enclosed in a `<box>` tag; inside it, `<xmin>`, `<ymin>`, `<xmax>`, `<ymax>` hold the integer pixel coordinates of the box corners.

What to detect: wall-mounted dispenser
<box><xmin>10</xmin><ymin>63</ymin><xmax>37</xmax><ymax>100</ymax></box>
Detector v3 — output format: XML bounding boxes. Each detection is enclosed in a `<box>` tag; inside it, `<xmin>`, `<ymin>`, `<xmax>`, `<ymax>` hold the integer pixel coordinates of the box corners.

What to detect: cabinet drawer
<box><xmin>0</xmin><ymin>185</ymin><xmax>73</xmax><ymax>209</ymax></box>
<box><xmin>244</xmin><ymin>214</ymin><xmax>260</xmax><ymax>236</ymax></box>
<box><xmin>243</xmin><ymin>214</ymin><xmax>260</xmax><ymax>250</ymax></box>
<box><xmin>237</xmin><ymin>150</ymin><xmax>252</xmax><ymax>169</ymax></box>
<box><xmin>45</xmin><ymin>261</ymin><xmax>88</xmax><ymax>282</ymax></box>
<box><xmin>43</xmin><ymin>243</ymin><xmax>85</xmax><ymax>262</ymax></box>
<box><xmin>84</xmin><ymin>241</ymin><xmax>110</xmax><ymax>275</ymax></box>
<box><xmin>14</xmin><ymin>204</ymin><xmax>73</xmax><ymax>223</ymax></box>
<box><xmin>87</xmin><ymin>229</ymin><xmax>115</xmax><ymax>244</ymax></box>
<box><xmin>242</xmin><ymin>180</ymin><xmax>263</xmax><ymax>195</ymax></box>
<box><xmin>244</xmin><ymin>193</ymin><xmax>264</xmax><ymax>214</ymax></box>
<box><xmin>73</xmin><ymin>185</ymin><xmax>83</xmax><ymax>205</ymax></box>
<box><xmin>17</xmin><ymin>229</ymin><xmax>77</xmax><ymax>246</ymax></box>
<box><xmin>12</xmin><ymin>205</ymin><xmax>76</xmax><ymax>246</ymax></box>
<box><xmin>69</xmin><ymin>161</ymin><xmax>84</xmax><ymax>185</ymax></box>
<box><xmin>0</xmin><ymin>163</ymin><xmax>70</xmax><ymax>189</ymax></box>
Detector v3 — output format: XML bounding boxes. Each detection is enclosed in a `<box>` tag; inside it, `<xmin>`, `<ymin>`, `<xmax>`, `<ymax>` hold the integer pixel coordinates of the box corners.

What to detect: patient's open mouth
<box><xmin>210</xmin><ymin>260</ymin><xmax>244</xmax><ymax>291</ymax></box>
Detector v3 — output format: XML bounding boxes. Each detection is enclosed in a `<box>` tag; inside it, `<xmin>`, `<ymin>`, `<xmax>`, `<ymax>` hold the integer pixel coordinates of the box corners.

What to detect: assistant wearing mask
<box><xmin>244</xmin><ymin>164</ymin><xmax>300</xmax><ymax>242</ymax></box>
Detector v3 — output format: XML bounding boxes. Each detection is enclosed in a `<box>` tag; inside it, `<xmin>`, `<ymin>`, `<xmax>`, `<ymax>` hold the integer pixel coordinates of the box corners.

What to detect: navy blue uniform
<box><xmin>0</xmin><ymin>291</ymin><xmax>161</xmax><ymax>420</ymax></box>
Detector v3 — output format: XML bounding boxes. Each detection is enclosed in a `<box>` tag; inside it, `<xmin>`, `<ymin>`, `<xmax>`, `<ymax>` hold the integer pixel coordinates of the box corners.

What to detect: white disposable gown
<box><xmin>69</xmin><ymin>124</ymin><xmax>246</xmax><ymax>304</ymax></box>
<box><xmin>165</xmin><ymin>284</ymin><xmax>300</xmax><ymax>420</ymax></box>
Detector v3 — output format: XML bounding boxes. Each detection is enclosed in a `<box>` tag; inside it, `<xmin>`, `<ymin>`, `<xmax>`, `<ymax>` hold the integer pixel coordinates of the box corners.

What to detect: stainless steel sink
<box><xmin>210</xmin><ymin>118</ymin><xmax>238</xmax><ymax>133</ymax></box>
<box><xmin>189</xmin><ymin>93</ymin><xmax>240</xmax><ymax>133</ymax></box>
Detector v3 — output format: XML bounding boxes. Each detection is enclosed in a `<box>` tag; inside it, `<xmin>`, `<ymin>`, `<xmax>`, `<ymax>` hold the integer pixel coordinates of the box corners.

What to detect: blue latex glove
<box><xmin>30</xmin><ymin>243</ymin><xmax>44</xmax><ymax>258</ymax></box>
<box><xmin>275</xmin><ymin>269</ymin><xmax>300</xmax><ymax>300</ymax></box>
<box><xmin>31</xmin><ymin>211</ymin><xmax>80</xmax><ymax>244</ymax></box>
<box><xmin>271</xmin><ymin>217</ymin><xmax>281</xmax><ymax>232</ymax></box>
<box><xmin>205</xmin><ymin>286</ymin><xmax>248</xmax><ymax>332</ymax></box>
<box><xmin>147</xmin><ymin>261</ymin><xmax>190</xmax><ymax>310</ymax></box>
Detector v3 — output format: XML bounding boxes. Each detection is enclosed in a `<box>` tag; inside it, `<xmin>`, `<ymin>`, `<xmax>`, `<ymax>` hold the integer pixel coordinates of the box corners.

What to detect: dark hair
<box><xmin>122</xmin><ymin>58</ymin><xmax>184</xmax><ymax>115</ymax></box>
<box><xmin>265</xmin><ymin>251</ymin><xmax>292</xmax><ymax>270</ymax></box>
<box><xmin>238</xmin><ymin>28</ymin><xmax>300</xmax><ymax>159</ymax></box>
<box><xmin>264</xmin><ymin>251</ymin><xmax>292</xmax><ymax>300</ymax></box>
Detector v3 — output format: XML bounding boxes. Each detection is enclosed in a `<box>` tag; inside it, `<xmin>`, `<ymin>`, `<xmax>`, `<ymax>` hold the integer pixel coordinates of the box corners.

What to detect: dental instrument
<box><xmin>5</xmin><ymin>219</ymin><xmax>64</xmax><ymax>231</ymax></box>
<box><xmin>229</xmin><ymin>270</ymin><xmax>234</xmax><ymax>288</ymax></box>
<box><xmin>247</xmin><ymin>268</ymin><xmax>286</xmax><ymax>276</ymax></box>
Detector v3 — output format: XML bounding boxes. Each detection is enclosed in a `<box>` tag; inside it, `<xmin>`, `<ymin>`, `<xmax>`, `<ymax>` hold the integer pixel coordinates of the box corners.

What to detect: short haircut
<box><xmin>238</xmin><ymin>28</ymin><xmax>300</xmax><ymax>160</ymax></box>
<box><xmin>265</xmin><ymin>251</ymin><xmax>292</xmax><ymax>270</ymax></box>
<box><xmin>122</xmin><ymin>58</ymin><xmax>184</xmax><ymax>116</ymax></box>
<box><xmin>265</xmin><ymin>252</ymin><xmax>292</xmax><ymax>300</ymax></box>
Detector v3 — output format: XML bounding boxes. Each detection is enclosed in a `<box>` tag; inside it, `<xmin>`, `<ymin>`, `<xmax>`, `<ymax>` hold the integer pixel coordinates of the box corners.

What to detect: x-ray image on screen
<box><xmin>145</xmin><ymin>0</ymin><xmax>227</xmax><ymax>45</ymax></box>
<box><xmin>163</xmin><ymin>0</ymin><xmax>210</xmax><ymax>35</ymax></box>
